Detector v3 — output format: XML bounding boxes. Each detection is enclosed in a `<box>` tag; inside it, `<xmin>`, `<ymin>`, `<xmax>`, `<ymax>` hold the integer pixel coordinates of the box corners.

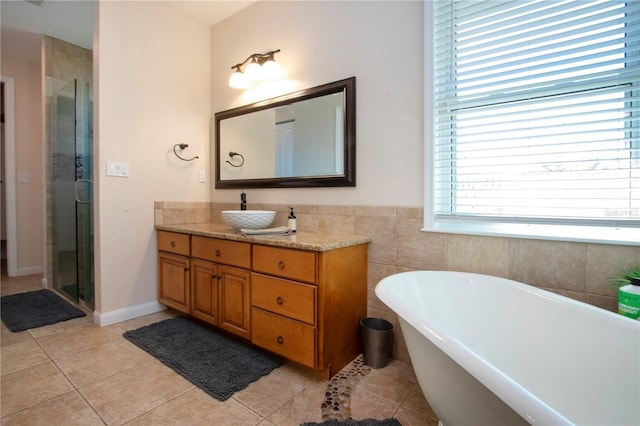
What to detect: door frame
<box><xmin>1</xmin><ymin>75</ymin><xmax>17</xmax><ymax>277</ymax></box>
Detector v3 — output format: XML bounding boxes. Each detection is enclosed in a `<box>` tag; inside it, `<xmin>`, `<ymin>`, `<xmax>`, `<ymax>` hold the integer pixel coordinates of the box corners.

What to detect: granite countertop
<box><xmin>156</xmin><ymin>223</ymin><xmax>371</xmax><ymax>252</ymax></box>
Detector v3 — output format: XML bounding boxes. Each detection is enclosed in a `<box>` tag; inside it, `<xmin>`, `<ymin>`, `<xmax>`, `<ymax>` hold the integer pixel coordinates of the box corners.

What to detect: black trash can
<box><xmin>360</xmin><ymin>317</ymin><xmax>394</xmax><ymax>368</ymax></box>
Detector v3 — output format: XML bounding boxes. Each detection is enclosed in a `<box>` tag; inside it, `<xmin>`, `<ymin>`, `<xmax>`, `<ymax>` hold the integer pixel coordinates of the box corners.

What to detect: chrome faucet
<box><xmin>240</xmin><ymin>191</ymin><xmax>247</xmax><ymax>210</ymax></box>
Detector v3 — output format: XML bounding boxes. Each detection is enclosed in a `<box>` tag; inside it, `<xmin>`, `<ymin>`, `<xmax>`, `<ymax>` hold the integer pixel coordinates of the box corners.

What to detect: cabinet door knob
<box><xmin>277</xmin><ymin>261</ymin><xmax>285</xmax><ymax>269</ymax></box>
<box><xmin>276</xmin><ymin>336</ymin><xmax>284</xmax><ymax>344</ymax></box>
<box><xmin>170</xmin><ymin>241</ymin><xmax>176</xmax><ymax>247</ymax></box>
<box><xmin>215</xmin><ymin>249</ymin><xmax>221</xmax><ymax>257</ymax></box>
<box><xmin>276</xmin><ymin>296</ymin><xmax>283</xmax><ymax>305</ymax></box>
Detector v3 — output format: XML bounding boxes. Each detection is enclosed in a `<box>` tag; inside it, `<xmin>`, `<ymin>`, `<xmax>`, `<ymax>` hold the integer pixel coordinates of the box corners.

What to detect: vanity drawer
<box><xmin>158</xmin><ymin>231</ymin><xmax>190</xmax><ymax>256</ymax></box>
<box><xmin>251</xmin><ymin>273</ymin><xmax>316</xmax><ymax>325</ymax></box>
<box><xmin>252</xmin><ymin>245</ymin><xmax>317</xmax><ymax>284</ymax></box>
<box><xmin>191</xmin><ymin>236</ymin><xmax>251</xmax><ymax>268</ymax></box>
<box><xmin>251</xmin><ymin>308</ymin><xmax>315</xmax><ymax>368</ymax></box>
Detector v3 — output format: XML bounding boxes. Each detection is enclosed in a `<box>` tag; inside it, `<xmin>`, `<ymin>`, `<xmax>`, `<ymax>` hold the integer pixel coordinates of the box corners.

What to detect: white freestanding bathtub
<box><xmin>375</xmin><ymin>271</ymin><xmax>640</xmax><ymax>426</ymax></box>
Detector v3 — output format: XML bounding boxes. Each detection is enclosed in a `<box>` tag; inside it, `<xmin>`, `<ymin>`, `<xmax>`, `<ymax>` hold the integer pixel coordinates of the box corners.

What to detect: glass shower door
<box><xmin>51</xmin><ymin>78</ymin><xmax>94</xmax><ymax>308</ymax></box>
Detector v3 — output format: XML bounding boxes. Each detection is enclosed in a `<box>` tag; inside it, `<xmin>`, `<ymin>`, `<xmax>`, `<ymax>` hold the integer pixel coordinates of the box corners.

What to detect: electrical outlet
<box><xmin>199</xmin><ymin>170</ymin><xmax>206</xmax><ymax>183</ymax></box>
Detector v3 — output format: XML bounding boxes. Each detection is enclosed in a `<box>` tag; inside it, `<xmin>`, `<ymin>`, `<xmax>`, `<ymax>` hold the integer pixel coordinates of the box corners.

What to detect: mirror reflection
<box><xmin>215</xmin><ymin>77</ymin><xmax>356</xmax><ymax>188</ymax></box>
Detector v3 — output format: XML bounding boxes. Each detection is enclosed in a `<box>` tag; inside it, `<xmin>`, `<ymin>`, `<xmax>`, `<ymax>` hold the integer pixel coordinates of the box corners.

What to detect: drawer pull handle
<box><xmin>276</xmin><ymin>296</ymin><xmax>283</xmax><ymax>305</ymax></box>
<box><xmin>215</xmin><ymin>249</ymin><xmax>221</xmax><ymax>257</ymax></box>
<box><xmin>276</xmin><ymin>336</ymin><xmax>284</xmax><ymax>344</ymax></box>
<box><xmin>170</xmin><ymin>241</ymin><xmax>176</xmax><ymax>247</ymax></box>
<box><xmin>277</xmin><ymin>261</ymin><xmax>285</xmax><ymax>269</ymax></box>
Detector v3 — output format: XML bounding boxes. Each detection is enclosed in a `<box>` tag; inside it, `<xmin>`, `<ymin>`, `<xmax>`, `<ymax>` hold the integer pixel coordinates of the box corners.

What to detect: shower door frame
<box><xmin>50</xmin><ymin>77</ymin><xmax>94</xmax><ymax>309</ymax></box>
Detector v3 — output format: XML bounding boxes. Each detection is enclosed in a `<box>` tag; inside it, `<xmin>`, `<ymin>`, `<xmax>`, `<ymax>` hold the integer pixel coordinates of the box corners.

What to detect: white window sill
<box><xmin>423</xmin><ymin>218</ymin><xmax>640</xmax><ymax>246</ymax></box>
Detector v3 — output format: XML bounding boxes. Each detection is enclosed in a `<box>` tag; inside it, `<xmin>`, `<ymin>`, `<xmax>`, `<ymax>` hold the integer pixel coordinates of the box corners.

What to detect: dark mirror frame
<box><xmin>215</xmin><ymin>77</ymin><xmax>356</xmax><ymax>189</ymax></box>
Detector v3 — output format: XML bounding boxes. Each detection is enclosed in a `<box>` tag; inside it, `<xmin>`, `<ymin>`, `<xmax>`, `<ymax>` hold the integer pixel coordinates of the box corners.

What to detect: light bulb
<box><xmin>244</xmin><ymin>60</ymin><xmax>263</xmax><ymax>82</ymax></box>
<box><xmin>228</xmin><ymin>70</ymin><xmax>249</xmax><ymax>89</ymax></box>
<box><xmin>262</xmin><ymin>59</ymin><xmax>283</xmax><ymax>80</ymax></box>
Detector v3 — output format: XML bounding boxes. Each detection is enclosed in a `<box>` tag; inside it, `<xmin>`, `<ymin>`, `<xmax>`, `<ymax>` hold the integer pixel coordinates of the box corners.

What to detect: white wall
<box><xmin>210</xmin><ymin>1</ymin><xmax>423</xmax><ymax>207</ymax></box>
<box><xmin>94</xmin><ymin>0</ymin><xmax>421</xmax><ymax>322</ymax></box>
<box><xmin>94</xmin><ymin>1</ymin><xmax>210</xmax><ymax>321</ymax></box>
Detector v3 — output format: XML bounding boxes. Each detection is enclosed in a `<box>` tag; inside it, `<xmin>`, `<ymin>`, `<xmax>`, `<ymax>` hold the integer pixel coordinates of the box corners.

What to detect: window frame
<box><xmin>422</xmin><ymin>1</ymin><xmax>640</xmax><ymax>246</ymax></box>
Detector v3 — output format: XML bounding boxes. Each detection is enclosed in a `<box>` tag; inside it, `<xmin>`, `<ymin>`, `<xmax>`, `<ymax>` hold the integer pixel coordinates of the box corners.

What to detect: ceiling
<box><xmin>1</xmin><ymin>0</ymin><xmax>254</xmax><ymax>60</ymax></box>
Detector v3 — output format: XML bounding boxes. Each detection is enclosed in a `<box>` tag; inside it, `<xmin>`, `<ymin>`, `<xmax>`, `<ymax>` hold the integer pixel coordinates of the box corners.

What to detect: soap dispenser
<box><xmin>288</xmin><ymin>207</ymin><xmax>297</xmax><ymax>233</ymax></box>
<box><xmin>240</xmin><ymin>191</ymin><xmax>247</xmax><ymax>211</ymax></box>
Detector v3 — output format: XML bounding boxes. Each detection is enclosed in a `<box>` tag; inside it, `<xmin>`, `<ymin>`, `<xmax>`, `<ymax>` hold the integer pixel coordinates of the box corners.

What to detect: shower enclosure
<box><xmin>50</xmin><ymin>75</ymin><xmax>94</xmax><ymax>308</ymax></box>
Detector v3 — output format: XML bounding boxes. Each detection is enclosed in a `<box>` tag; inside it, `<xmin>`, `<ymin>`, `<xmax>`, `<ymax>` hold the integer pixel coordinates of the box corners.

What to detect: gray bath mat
<box><xmin>1</xmin><ymin>289</ymin><xmax>87</xmax><ymax>332</ymax></box>
<box><xmin>123</xmin><ymin>316</ymin><xmax>282</xmax><ymax>401</ymax></box>
<box><xmin>301</xmin><ymin>419</ymin><xmax>402</xmax><ymax>426</ymax></box>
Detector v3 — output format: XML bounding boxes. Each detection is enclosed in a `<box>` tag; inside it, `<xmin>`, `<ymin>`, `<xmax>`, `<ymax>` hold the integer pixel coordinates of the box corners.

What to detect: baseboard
<box><xmin>93</xmin><ymin>301</ymin><xmax>167</xmax><ymax>327</ymax></box>
<box><xmin>15</xmin><ymin>265</ymin><xmax>44</xmax><ymax>276</ymax></box>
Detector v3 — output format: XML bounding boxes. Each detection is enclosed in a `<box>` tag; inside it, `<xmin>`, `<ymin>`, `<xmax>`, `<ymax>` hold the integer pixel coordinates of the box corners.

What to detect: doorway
<box><xmin>0</xmin><ymin>76</ymin><xmax>17</xmax><ymax>278</ymax></box>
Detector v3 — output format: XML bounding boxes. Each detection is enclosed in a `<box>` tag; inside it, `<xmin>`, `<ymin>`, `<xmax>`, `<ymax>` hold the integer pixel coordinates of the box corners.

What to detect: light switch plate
<box><xmin>199</xmin><ymin>170</ymin><xmax>206</xmax><ymax>183</ymax></box>
<box><xmin>106</xmin><ymin>161</ymin><xmax>130</xmax><ymax>177</ymax></box>
<box><xmin>17</xmin><ymin>173</ymin><xmax>31</xmax><ymax>184</ymax></box>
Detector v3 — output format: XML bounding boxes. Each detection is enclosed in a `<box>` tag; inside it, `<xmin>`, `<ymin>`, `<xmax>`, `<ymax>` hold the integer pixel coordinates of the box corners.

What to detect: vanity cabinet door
<box><xmin>158</xmin><ymin>252</ymin><xmax>190</xmax><ymax>313</ymax></box>
<box><xmin>218</xmin><ymin>266</ymin><xmax>251</xmax><ymax>339</ymax></box>
<box><xmin>191</xmin><ymin>259</ymin><xmax>219</xmax><ymax>326</ymax></box>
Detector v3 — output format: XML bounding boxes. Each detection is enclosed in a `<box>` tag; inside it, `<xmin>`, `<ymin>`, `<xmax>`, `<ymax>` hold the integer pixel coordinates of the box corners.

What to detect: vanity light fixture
<box><xmin>228</xmin><ymin>49</ymin><xmax>282</xmax><ymax>89</ymax></box>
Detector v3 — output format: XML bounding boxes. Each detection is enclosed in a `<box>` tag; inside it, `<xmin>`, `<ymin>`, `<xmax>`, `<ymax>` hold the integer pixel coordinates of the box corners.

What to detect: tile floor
<box><xmin>0</xmin><ymin>268</ymin><xmax>439</xmax><ymax>425</ymax></box>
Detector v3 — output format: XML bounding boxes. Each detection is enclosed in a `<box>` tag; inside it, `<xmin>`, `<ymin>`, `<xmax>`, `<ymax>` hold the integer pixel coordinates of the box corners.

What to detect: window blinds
<box><xmin>433</xmin><ymin>0</ymin><xmax>639</xmax><ymax>224</ymax></box>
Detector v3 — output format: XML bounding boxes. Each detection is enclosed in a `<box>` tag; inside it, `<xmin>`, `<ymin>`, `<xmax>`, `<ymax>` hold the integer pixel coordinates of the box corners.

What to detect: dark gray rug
<box><xmin>1</xmin><ymin>289</ymin><xmax>87</xmax><ymax>332</ymax></box>
<box><xmin>123</xmin><ymin>316</ymin><xmax>282</xmax><ymax>401</ymax></box>
<box><xmin>301</xmin><ymin>419</ymin><xmax>401</xmax><ymax>426</ymax></box>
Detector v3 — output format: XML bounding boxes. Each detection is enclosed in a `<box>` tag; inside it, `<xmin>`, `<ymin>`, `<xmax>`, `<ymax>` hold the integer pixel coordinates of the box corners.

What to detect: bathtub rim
<box><xmin>374</xmin><ymin>270</ymin><xmax>636</xmax><ymax>425</ymax></box>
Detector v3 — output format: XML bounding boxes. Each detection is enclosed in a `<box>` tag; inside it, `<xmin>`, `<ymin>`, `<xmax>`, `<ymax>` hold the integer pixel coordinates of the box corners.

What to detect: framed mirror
<box><xmin>215</xmin><ymin>77</ymin><xmax>355</xmax><ymax>188</ymax></box>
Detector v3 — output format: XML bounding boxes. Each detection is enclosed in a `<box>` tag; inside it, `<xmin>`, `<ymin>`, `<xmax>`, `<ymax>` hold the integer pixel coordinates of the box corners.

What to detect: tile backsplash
<box><xmin>155</xmin><ymin>201</ymin><xmax>639</xmax><ymax>362</ymax></box>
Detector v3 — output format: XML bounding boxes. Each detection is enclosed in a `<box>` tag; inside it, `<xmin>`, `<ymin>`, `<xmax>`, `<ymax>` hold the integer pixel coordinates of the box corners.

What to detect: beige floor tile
<box><xmin>0</xmin><ymin>390</ymin><xmax>104</xmax><ymax>426</ymax></box>
<box><xmin>233</xmin><ymin>363</ymin><xmax>321</xmax><ymax>417</ymax></box>
<box><xmin>1</xmin><ymin>268</ymin><xmax>421</xmax><ymax>425</ymax></box>
<box><xmin>400</xmin><ymin>383</ymin><xmax>436</xmax><ymax>418</ymax></box>
<box><xmin>266</xmin><ymin>379</ymin><xmax>327</xmax><ymax>426</ymax></box>
<box><xmin>54</xmin><ymin>338</ymin><xmax>154</xmax><ymax>388</ymax></box>
<box><xmin>26</xmin><ymin>313</ymin><xmax>95</xmax><ymax>340</ymax></box>
<box><xmin>349</xmin><ymin>387</ymin><xmax>399</xmax><ymax>421</ymax></box>
<box><xmin>0</xmin><ymin>339</ymin><xmax>50</xmax><ymax>376</ymax></box>
<box><xmin>0</xmin><ymin>361</ymin><xmax>73</xmax><ymax>416</ymax></box>
<box><xmin>79</xmin><ymin>359</ymin><xmax>194</xmax><ymax>425</ymax></box>
<box><xmin>127</xmin><ymin>388</ymin><xmax>262</xmax><ymax>426</ymax></box>
<box><xmin>0</xmin><ymin>324</ymin><xmax>34</xmax><ymax>348</ymax></box>
<box><xmin>0</xmin><ymin>276</ymin><xmax>43</xmax><ymax>297</ymax></box>
<box><xmin>357</xmin><ymin>360</ymin><xmax>417</xmax><ymax>404</ymax></box>
<box><xmin>394</xmin><ymin>406</ymin><xmax>439</xmax><ymax>426</ymax></box>
<box><xmin>37</xmin><ymin>324</ymin><xmax>123</xmax><ymax>360</ymax></box>
<box><xmin>115</xmin><ymin>310</ymin><xmax>179</xmax><ymax>332</ymax></box>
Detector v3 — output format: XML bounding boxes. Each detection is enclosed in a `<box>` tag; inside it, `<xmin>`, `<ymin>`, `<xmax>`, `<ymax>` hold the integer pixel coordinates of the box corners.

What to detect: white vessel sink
<box><xmin>222</xmin><ymin>210</ymin><xmax>276</xmax><ymax>230</ymax></box>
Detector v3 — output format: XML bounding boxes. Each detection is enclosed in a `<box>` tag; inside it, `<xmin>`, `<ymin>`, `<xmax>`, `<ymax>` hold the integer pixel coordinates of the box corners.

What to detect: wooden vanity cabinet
<box><xmin>157</xmin><ymin>231</ymin><xmax>191</xmax><ymax>313</ymax></box>
<box><xmin>157</xmin><ymin>229</ymin><xmax>368</xmax><ymax>378</ymax></box>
